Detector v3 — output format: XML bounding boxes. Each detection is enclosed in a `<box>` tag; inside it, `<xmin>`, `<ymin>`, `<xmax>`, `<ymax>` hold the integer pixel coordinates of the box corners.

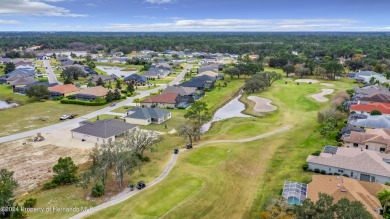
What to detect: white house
<box><xmin>307</xmin><ymin>146</ymin><xmax>390</xmax><ymax>184</ymax></box>
<box><xmin>71</xmin><ymin>119</ymin><xmax>138</xmax><ymax>144</ymax></box>
<box><xmin>125</xmin><ymin>107</ymin><xmax>171</xmax><ymax>125</ymax></box>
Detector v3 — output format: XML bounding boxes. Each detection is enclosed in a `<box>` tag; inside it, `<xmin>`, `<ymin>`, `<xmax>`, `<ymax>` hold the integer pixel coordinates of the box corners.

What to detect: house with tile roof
<box><xmin>48</xmin><ymin>84</ymin><xmax>80</xmax><ymax>97</ymax></box>
<box><xmin>89</xmin><ymin>74</ymin><xmax>118</xmax><ymax>84</ymax></box>
<box><xmin>123</xmin><ymin>74</ymin><xmax>147</xmax><ymax>85</ymax></box>
<box><xmin>354</xmin><ymin>85</ymin><xmax>390</xmax><ymax>96</ymax></box>
<box><xmin>71</xmin><ymin>119</ymin><xmax>138</xmax><ymax>143</ymax></box>
<box><xmin>351</xmin><ymin>115</ymin><xmax>390</xmax><ymax>129</ymax></box>
<box><xmin>307</xmin><ymin>175</ymin><xmax>387</xmax><ymax>218</ymax></box>
<box><xmin>307</xmin><ymin>146</ymin><xmax>390</xmax><ymax>184</ymax></box>
<box><xmin>344</xmin><ymin>129</ymin><xmax>390</xmax><ymax>153</ymax></box>
<box><xmin>360</xmin><ymin>93</ymin><xmax>390</xmax><ymax>103</ymax></box>
<box><xmin>179</xmin><ymin>75</ymin><xmax>216</xmax><ymax>91</ymax></box>
<box><xmin>195</xmin><ymin>70</ymin><xmax>223</xmax><ymax>79</ymax></box>
<box><xmin>0</xmin><ymin>68</ymin><xmax>35</xmax><ymax>84</ymax></box>
<box><xmin>9</xmin><ymin>77</ymin><xmax>38</xmax><ymax>89</ymax></box>
<box><xmin>141</xmin><ymin>93</ymin><xmax>179</xmax><ymax>108</ymax></box>
<box><xmin>125</xmin><ymin>107</ymin><xmax>171</xmax><ymax>125</ymax></box>
<box><xmin>350</xmin><ymin>102</ymin><xmax>390</xmax><ymax>115</ymax></box>
<box><xmin>74</xmin><ymin>86</ymin><xmax>110</xmax><ymax>100</ymax></box>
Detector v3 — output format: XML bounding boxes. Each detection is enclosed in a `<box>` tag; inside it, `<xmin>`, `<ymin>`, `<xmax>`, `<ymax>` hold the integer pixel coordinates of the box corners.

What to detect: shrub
<box><xmin>311</xmin><ymin>151</ymin><xmax>321</xmax><ymax>156</ymax></box>
<box><xmin>334</xmin><ymin>173</ymin><xmax>340</xmax><ymax>175</ymax></box>
<box><xmin>320</xmin><ymin>170</ymin><xmax>326</xmax><ymax>174</ymax></box>
<box><xmin>91</xmin><ymin>183</ymin><xmax>105</xmax><ymax>197</ymax></box>
<box><xmin>314</xmin><ymin>169</ymin><xmax>320</xmax><ymax>173</ymax></box>
<box><xmin>302</xmin><ymin>163</ymin><xmax>309</xmax><ymax>171</ymax></box>
<box><xmin>23</xmin><ymin>198</ymin><xmax>37</xmax><ymax>208</ymax></box>
<box><xmin>42</xmin><ymin>182</ymin><xmax>57</xmax><ymax>190</ymax></box>
<box><xmin>385</xmin><ymin>182</ymin><xmax>390</xmax><ymax>186</ymax></box>
<box><xmin>60</xmin><ymin>99</ymin><xmax>107</xmax><ymax>106</ymax></box>
<box><xmin>52</xmin><ymin>96</ymin><xmax>63</xmax><ymax>101</ymax></box>
<box><xmin>370</xmin><ymin>110</ymin><xmax>382</xmax><ymax>115</ymax></box>
<box><xmin>328</xmin><ymin>173</ymin><xmax>333</xmax><ymax>175</ymax></box>
<box><xmin>121</xmin><ymin>96</ymin><xmax>126</xmax><ymax>99</ymax></box>
<box><xmin>342</xmin><ymin>174</ymin><xmax>350</xmax><ymax>177</ymax></box>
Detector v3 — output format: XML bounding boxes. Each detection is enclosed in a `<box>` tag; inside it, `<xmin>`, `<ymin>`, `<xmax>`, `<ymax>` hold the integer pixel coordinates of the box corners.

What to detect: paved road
<box><xmin>70</xmin><ymin>125</ymin><xmax>292</xmax><ymax>219</ymax></box>
<box><xmin>0</xmin><ymin>65</ymin><xmax>192</xmax><ymax>144</ymax></box>
<box><xmin>43</xmin><ymin>60</ymin><xmax>62</xmax><ymax>84</ymax></box>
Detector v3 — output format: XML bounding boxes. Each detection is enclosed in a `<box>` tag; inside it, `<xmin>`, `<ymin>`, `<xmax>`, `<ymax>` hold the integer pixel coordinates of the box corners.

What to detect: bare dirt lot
<box><xmin>0</xmin><ymin>124</ymin><xmax>95</xmax><ymax>195</ymax></box>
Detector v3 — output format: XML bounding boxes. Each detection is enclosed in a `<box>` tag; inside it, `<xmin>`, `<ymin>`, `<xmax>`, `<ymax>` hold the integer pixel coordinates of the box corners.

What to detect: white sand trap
<box><xmin>311</xmin><ymin>89</ymin><xmax>334</xmax><ymax>102</ymax></box>
<box><xmin>248</xmin><ymin>96</ymin><xmax>277</xmax><ymax>112</ymax></box>
<box><xmin>320</xmin><ymin>83</ymin><xmax>335</xmax><ymax>87</ymax></box>
<box><xmin>295</xmin><ymin>79</ymin><xmax>319</xmax><ymax>83</ymax></box>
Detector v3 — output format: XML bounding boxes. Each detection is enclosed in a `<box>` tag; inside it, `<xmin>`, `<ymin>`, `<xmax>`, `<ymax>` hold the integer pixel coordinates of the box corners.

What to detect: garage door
<box><xmin>360</xmin><ymin>174</ymin><xmax>371</xmax><ymax>182</ymax></box>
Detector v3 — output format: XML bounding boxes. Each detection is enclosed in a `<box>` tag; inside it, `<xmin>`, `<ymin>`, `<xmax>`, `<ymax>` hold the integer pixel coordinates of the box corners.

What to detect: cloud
<box><xmin>0</xmin><ymin>0</ymin><xmax>86</xmax><ymax>17</ymax></box>
<box><xmin>105</xmin><ymin>18</ymin><xmax>359</xmax><ymax>31</ymax></box>
<box><xmin>144</xmin><ymin>0</ymin><xmax>173</xmax><ymax>4</ymax></box>
<box><xmin>134</xmin><ymin>15</ymin><xmax>156</xmax><ymax>19</ymax></box>
<box><xmin>86</xmin><ymin>3</ymin><xmax>97</xmax><ymax>7</ymax></box>
<box><xmin>0</xmin><ymin>19</ymin><xmax>20</xmax><ymax>24</ymax></box>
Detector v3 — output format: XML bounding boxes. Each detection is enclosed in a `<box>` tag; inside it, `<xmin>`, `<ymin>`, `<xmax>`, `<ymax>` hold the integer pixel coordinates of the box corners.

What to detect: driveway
<box><xmin>0</xmin><ymin>64</ymin><xmax>192</xmax><ymax>144</ymax></box>
<box><xmin>43</xmin><ymin>60</ymin><xmax>62</xmax><ymax>84</ymax></box>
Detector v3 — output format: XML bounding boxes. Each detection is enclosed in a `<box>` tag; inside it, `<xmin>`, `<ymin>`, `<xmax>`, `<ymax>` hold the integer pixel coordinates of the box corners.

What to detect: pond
<box><xmin>0</xmin><ymin>100</ymin><xmax>19</xmax><ymax>110</ymax></box>
<box><xmin>201</xmin><ymin>91</ymin><xmax>251</xmax><ymax>133</ymax></box>
<box><xmin>96</xmin><ymin>66</ymin><xmax>138</xmax><ymax>77</ymax></box>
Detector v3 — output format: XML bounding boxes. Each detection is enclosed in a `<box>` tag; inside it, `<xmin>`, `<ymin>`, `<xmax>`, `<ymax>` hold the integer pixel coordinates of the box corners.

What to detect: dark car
<box><xmin>137</xmin><ymin>181</ymin><xmax>146</xmax><ymax>190</ymax></box>
<box><xmin>174</xmin><ymin>148</ymin><xmax>179</xmax><ymax>154</ymax></box>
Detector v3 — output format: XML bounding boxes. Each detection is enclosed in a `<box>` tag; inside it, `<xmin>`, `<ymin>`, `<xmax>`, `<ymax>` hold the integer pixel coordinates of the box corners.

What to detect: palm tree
<box><xmin>377</xmin><ymin>188</ymin><xmax>390</xmax><ymax>215</ymax></box>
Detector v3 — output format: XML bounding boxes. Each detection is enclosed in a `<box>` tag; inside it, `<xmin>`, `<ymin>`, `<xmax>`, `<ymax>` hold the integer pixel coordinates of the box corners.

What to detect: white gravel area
<box><xmin>311</xmin><ymin>89</ymin><xmax>334</xmax><ymax>102</ymax></box>
<box><xmin>248</xmin><ymin>96</ymin><xmax>277</xmax><ymax>112</ymax></box>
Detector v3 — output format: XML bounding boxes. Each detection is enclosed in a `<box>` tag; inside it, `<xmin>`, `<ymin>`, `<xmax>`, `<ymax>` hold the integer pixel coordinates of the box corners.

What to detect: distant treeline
<box><xmin>2</xmin><ymin>32</ymin><xmax>390</xmax><ymax>58</ymax></box>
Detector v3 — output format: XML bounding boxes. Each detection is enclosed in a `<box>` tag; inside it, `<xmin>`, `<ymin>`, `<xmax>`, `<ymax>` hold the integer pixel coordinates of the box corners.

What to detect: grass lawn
<box><xmin>151</xmin><ymin>77</ymin><xmax>175</xmax><ymax>84</ymax></box>
<box><xmin>142</xmin><ymin>109</ymin><xmax>186</xmax><ymax>133</ymax></box>
<box><xmin>0</xmin><ymin>84</ymin><xmax>107</xmax><ymax>136</ymax></box>
<box><xmin>96</xmin><ymin>63</ymin><xmax>143</xmax><ymax>70</ymax></box>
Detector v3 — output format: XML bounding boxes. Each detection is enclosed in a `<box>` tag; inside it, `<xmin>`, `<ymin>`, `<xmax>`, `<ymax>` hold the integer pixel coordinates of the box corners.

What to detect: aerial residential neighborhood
<box><xmin>3</xmin><ymin>1</ymin><xmax>390</xmax><ymax>219</ymax></box>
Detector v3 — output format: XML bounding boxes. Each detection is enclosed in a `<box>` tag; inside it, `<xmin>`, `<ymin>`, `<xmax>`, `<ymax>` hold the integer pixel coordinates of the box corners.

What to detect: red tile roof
<box><xmin>48</xmin><ymin>84</ymin><xmax>80</xmax><ymax>94</ymax></box>
<box><xmin>350</xmin><ymin>102</ymin><xmax>390</xmax><ymax>114</ymax></box>
<box><xmin>142</xmin><ymin>93</ymin><xmax>178</xmax><ymax>104</ymax></box>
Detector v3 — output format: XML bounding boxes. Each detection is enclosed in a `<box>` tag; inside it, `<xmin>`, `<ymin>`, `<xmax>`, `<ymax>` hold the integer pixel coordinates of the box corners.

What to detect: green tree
<box><xmin>61</xmin><ymin>66</ymin><xmax>85</xmax><ymax>81</ymax></box>
<box><xmin>184</xmin><ymin>101</ymin><xmax>211</xmax><ymax>141</ymax></box>
<box><xmin>127</xmin><ymin>83</ymin><xmax>135</xmax><ymax>93</ymax></box>
<box><xmin>25</xmin><ymin>84</ymin><xmax>50</xmax><ymax>100</ymax></box>
<box><xmin>0</xmin><ymin>169</ymin><xmax>18</xmax><ymax>219</ymax></box>
<box><xmin>370</xmin><ymin>110</ymin><xmax>382</xmax><ymax>115</ymax></box>
<box><xmin>282</xmin><ymin>64</ymin><xmax>295</xmax><ymax>77</ymax></box>
<box><xmin>96</xmin><ymin>77</ymin><xmax>105</xmax><ymax>87</ymax></box>
<box><xmin>377</xmin><ymin>188</ymin><xmax>390</xmax><ymax>217</ymax></box>
<box><xmin>320</xmin><ymin>117</ymin><xmax>336</xmax><ymax>145</ymax></box>
<box><xmin>115</xmin><ymin>79</ymin><xmax>122</xmax><ymax>90</ymax></box>
<box><xmin>52</xmin><ymin>157</ymin><xmax>78</xmax><ymax>185</ymax></box>
<box><xmin>113</xmin><ymin>89</ymin><xmax>121</xmax><ymax>100</ymax></box>
<box><xmin>4</xmin><ymin>62</ymin><xmax>15</xmax><ymax>74</ymax></box>
<box><xmin>177</xmin><ymin>122</ymin><xmax>196</xmax><ymax>145</ymax></box>
<box><xmin>87</xmin><ymin>62</ymin><xmax>96</xmax><ymax>69</ymax></box>
<box><xmin>223</xmin><ymin>66</ymin><xmax>240</xmax><ymax>79</ymax></box>
<box><xmin>105</xmin><ymin>90</ymin><xmax>115</xmax><ymax>102</ymax></box>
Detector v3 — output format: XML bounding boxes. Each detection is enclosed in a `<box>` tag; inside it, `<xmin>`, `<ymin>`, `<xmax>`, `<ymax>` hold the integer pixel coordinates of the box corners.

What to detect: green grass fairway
<box><xmin>83</xmin><ymin>77</ymin><xmax>355</xmax><ymax>218</ymax></box>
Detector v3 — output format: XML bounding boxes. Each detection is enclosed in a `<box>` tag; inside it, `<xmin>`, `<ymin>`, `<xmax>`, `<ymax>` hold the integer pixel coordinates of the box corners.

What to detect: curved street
<box><xmin>0</xmin><ymin>64</ymin><xmax>192</xmax><ymax>144</ymax></box>
<box><xmin>69</xmin><ymin>125</ymin><xmax>291</xmax><ymax>219</ymax></box>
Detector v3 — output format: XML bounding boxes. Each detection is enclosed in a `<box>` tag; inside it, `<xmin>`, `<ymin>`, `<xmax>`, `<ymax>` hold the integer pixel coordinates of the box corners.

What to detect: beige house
<box><xmin>48</xmin><ymin>84</ymin><xmax>80</xmax><ymax>97</ymax></box>
<box><xmin>141</xmin><ymin>93</ymin><xmax>178</xmax><ymax>108</ymax></box>
<box><xmin>344</xmin><ymin>129</ymin><xmax>390</xmax><ymax>153</ymax></box>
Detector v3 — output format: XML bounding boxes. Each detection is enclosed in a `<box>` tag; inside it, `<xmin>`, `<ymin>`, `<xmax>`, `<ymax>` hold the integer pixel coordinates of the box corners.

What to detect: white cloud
<box><xmin>105</xmin><ymin>18</ymin><xmax>360</xmax><ymax>31</ymax></box>
<box><xmin>0</xmin><ymin>19</ymin><xmax>20</xmax><ymax>24</ymax></box>
<box><xmin>0</xmin><ymin>0</ymin><xmax>86</xmax><ymax>17</ymax></box>
<box><xmin>145</xmin><ymin>0</ymin><xmax>173</xmax><ymax>4</ymax></box>
<box><xmin>134</xmin><ymin>15</ymin><xmax>156</xmax><ymax>19</ymax></box>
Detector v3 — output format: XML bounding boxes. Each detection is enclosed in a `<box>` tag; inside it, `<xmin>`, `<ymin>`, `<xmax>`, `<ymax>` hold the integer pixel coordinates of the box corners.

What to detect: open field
<box><xmin>0</xmin><ymin>85</ymin><xmax>107</xmax><ymax>136</ymax></box>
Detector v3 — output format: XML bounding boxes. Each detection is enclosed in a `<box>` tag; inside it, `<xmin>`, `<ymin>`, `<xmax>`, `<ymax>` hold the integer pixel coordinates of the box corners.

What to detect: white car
<box><xmin>60</xmin><ymin>115</ymin><xmax>69</xmax><ymax>120</ymax></box>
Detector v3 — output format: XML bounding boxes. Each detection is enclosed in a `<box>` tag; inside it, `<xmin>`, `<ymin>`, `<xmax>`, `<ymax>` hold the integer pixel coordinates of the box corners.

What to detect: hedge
<box><xmin>60</xmin><ymin>99</ymin><xmax>107</xmax><ymax>106</ymax></box>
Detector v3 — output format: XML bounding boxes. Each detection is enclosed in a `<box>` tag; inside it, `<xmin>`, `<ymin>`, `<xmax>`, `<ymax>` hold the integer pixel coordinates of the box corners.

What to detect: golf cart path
<box><xmin>69</xmin><ymin>125</ymin><xmax>292</xmax><ymax>219</ymax></box>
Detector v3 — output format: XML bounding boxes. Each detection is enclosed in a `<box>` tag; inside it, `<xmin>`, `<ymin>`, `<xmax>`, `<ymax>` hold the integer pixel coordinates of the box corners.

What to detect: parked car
<box><xmin>137</xmin><ymin>181</ymin><xmax>146</xmax><ymax>190</ymax></box>
<box><xmin>186</xmin><ymin>143</ymin><xmax>193</xmax><ymax>149</ymax></box>
<box><xmin>60</xmin><ymin>115</ymin><xmax>70</xmax><ymax>120</ymax></box>
<box><xmin>110</xmin><ymin>103</ymin><xmax>116</xmax><ymax>107</ymax></box>
<box><xmin>174</xmin><ymin>148</ymin><xmax>179</xmax><ymax>154</ymax></box>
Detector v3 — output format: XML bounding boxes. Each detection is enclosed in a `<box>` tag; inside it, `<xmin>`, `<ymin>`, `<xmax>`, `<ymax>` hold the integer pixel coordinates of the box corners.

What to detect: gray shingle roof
<box><xmin>351</xmin><ymin>115</ymin><xmax>390</xmax><ymax>129</ymax></box>
<box><xmin>126</xmin><ymin>107</ymin><xmax>170</xmax><ymax>120</ymax></box>
<box><xmin>307</xmin><ymin>147</ymin><xmax>390</xmax><ymax>177</ymax></box>
<box><xmin>71</xmin><ymin>119</ymin><xmax>137</xmax><ymax>138</ymax></box>
<box><xmin>162</xmin><ymin>86</ymin><xmax>197</xmax><ymax>96</ymax></box>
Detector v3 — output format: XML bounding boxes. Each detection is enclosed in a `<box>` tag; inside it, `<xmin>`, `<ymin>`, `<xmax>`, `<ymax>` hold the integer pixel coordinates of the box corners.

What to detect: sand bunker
<box><xmin>311</xmin><ymin>89</ymin><xmax>334</xmax><ymax>102</ymax></box>
<box><xmin>295</xmin><ymin>79</ymin><xmax>319</xmax><ymax>83</ymax></box>
<box><xmin>248</xmin><ymin>96</ymin><xmax>277</xmax><ymax>112</ymax></box>
<box><xmin>320</xmin><ymin>83</ymin><xmax>335</xmax><ymax>87</ymax></box>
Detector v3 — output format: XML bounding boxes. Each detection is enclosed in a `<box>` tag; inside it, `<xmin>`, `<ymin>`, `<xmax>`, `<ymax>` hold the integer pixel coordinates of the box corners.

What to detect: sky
<box><xmin>0</xmin><ymin>0</ymin><xmax>390</xmax><ymax>32</ymax></box>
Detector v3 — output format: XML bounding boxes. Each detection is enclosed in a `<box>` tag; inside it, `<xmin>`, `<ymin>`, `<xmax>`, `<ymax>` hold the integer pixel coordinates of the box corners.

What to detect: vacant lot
<box><xmin>0</xmin><ymin>85</ymin><xmax>106</xmax><ymax>136</ymax></box>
